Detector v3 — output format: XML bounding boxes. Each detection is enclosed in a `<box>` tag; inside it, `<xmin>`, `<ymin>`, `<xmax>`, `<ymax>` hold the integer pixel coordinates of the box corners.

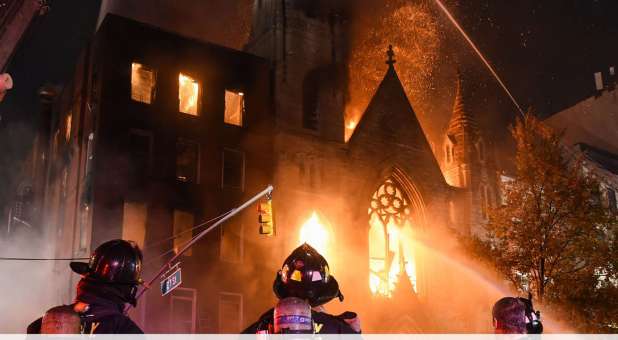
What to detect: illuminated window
<box><xmin>65</xmin><ymin>113</ymin><xmax>72</xmax><ymax>142</ymax></box>
<box><xmin>179</xmin><ymin>73</ymin><xmax>199</xmax><ymax>115</ymax></box>
<box><xmin>220</xmin><ymin>221</ymin><xmax>243</xmax><ymax>263</ymax></box>
<box><xmin>218</xmin><ymin>292</ymin><xmax>243</xmax><ymax>333</ymax></box>
<box><xmin>222</xmin><ymin>149</ymin><xmax>244</xmax><ymax>190</ymax></box>
<box><xmin>131</xmin><ymin>62</ymin><xmax>156</xmax><ymax>104</ymax></box>
<box><xmin>176</xmin><ymin>139</ymin><xmax>199</xmax><ymax>183</ymax></box>
<box><xmin>368</xmin><ymin>178</ymin><xmax>417</xmax><ymax>297</ymax></box>
<box><xmin>122</xmin><ymin>201</ymin><xmax>147</xmax><ymax>248</ymax></box>
<box><xmin>224</xmin><ymin>90</ymin><xmax>244</xmax><ymax>126</ymax></box>
<box><xmin>173</xmin><ymin>210</ymin><xmax>194</xmax><ymax>256</ymax></box>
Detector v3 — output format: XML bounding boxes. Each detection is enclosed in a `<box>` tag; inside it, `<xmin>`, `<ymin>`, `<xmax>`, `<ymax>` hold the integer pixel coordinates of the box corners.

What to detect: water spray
<box><xmin>432</xmin><ymin>0</ymin><xmax>525</xmax><ymax>117</ymax></box>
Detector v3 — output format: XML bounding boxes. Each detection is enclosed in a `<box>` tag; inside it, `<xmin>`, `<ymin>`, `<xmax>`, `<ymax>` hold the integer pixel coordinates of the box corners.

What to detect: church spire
<box><xmin>447</xmin><ymin>71</ymin><xmax>478</xmax><ymax>137</ymax></box>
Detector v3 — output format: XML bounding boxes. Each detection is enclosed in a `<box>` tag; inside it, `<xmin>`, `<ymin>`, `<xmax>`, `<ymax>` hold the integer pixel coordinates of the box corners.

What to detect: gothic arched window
<box><xmin>368</xmin><ymin>177</ymin><xmax>418</xmax><ymax>297</ymax></box>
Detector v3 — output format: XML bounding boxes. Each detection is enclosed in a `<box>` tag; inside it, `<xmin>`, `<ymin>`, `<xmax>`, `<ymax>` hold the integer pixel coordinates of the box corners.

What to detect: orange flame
<box><xmin>179</xmin><ymin>73</ymin><xmax>199</xmax><ymax>115</ymax></box>
<box><xmin>299</xmin><ymin>212</ymin><xmax>329</xmax><ymax>257</ymax></box>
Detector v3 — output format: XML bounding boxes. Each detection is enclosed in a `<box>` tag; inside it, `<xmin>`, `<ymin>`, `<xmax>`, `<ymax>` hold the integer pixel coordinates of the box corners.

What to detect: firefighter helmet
<box><xmin>273</xmin><ymin>243</ymin><xmax>343</xmax><ymax>307</ymax></box>
<box><xmin>70</xmin><ymin>239</ymin><xmax>143</xmax><ymax>285</ymax></box>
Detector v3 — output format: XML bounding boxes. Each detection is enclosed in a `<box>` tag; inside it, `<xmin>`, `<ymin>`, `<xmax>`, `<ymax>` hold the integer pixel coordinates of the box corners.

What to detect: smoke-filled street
<box><xmin>0</xmin><ymin>0</ymin><xmax>616</xmax><ymax>334</ymax></box>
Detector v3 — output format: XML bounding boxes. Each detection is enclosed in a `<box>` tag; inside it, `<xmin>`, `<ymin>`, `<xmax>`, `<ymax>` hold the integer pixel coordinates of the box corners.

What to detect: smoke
<box><xmin>346</xmin><ymin>0</ymin><xmax>447</xmax><ymax>140</ymax></box>
<box><xmin>0</xmin><ymin>226</ymin><xmax>73</xmax><ymax>332</ymax></box>
<box><xmin>251</xmin><ymin>150</ymin><xmax>574</xmax><ymax>333</ymax></box>
<box><xmin>98</xmin><ymin>0</ymin><xmax>253</xmax><ymax>50</ymax></box>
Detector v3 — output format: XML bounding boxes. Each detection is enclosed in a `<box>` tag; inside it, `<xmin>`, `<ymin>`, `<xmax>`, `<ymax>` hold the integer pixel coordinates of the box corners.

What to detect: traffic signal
<box><xmin>258</xmin><ymin>199</ymin><xmax>274</xmax><ymax>236</ymax></box>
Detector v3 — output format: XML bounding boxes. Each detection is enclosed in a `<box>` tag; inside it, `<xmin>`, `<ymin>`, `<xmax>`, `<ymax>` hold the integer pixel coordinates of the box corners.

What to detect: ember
<box><xmin>346</xmin><ymin>2</ymin><xmax>442</xmax><ymax>140</ymax></box>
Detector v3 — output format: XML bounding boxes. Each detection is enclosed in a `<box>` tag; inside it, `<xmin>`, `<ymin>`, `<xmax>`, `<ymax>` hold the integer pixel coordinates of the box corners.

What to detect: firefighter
<box><xmin>242</xmin><ymin>243</ymin><xmax>361</xmax><ymax>334</ymax></box>
<box><xmin>27</xmin><ymin>239</ymin><xmax>144</xmax><ymax>334</ymax></box>
<box><xmin>492</xmin><ymin>296</ymin><xmax>543</xmax><ymax>334</ymax></box>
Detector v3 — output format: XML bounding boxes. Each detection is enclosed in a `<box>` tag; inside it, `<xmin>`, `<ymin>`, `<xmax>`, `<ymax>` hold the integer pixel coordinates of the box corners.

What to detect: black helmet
<box><xmin>273</xmin><ymin>243</ymin><xmax>343</xmax><ymax>307</ymax></box>
<box><xmin>70</xmin><ymin>239</ymin><xmax>143</xmax><ymax>285</ymax></box>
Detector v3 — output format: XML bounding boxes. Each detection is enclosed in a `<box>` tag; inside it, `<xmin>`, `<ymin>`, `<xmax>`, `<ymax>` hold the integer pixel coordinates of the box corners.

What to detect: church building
<box><xmin>37</xmin><ymin>1</ymin><xmax>503</xmax><ymax>333</ymax></box>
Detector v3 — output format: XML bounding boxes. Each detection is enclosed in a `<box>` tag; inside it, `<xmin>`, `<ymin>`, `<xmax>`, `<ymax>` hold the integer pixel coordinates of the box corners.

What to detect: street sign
<box><xmin>160</xmin><ymin>265</ymin><xmax>182</xmax><ymax>296</ymax></box>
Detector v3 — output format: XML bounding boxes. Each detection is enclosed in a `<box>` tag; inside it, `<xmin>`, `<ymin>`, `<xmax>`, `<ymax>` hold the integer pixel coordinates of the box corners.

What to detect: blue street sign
<box><xmin>160</xmin><ymin>266</ymin><xmax>182</xmax><ymax>296</ymax></box>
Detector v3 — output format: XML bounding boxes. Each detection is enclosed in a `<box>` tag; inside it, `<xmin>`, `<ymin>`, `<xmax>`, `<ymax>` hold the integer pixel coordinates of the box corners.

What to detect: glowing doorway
<box><xmin>369</xmin><ymin>178</ymin><xmax>418</xmax><ymax>297</ymax></box>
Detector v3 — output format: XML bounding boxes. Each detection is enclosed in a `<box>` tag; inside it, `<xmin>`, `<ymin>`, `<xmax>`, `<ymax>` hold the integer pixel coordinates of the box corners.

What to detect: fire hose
<box><xmin>127</xmin><ymin>185</ymin><xmax>274</xmax><ymax>311</ymax></box>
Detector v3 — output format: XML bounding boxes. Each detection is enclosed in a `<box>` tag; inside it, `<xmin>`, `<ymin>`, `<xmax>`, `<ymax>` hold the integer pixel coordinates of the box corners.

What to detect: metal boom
<box><xmin>132</xmin><ymin>185</ymin><xmax>274</xmax><ymax>304</ymax></box>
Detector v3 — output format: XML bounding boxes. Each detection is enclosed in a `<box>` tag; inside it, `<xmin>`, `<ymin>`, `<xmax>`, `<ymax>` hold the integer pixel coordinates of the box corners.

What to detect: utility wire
<box><xmin>143</xmin><ymin>209</ymin><xmax>236</xmax><ymax>266</ymax></box>
<box><xmin>0</xmin><ymin>257</ymin><xmax>89</xmax><ymax>261</ymax></box>
<box><xmin>0</xmin><ymin>209</ymin><xmax>236</xmax><ymax>263</ymax></box>
<box><xmin>142</xmin><ymin>209</ymin><xmax>235</xmax><ymax>250</ymax></box>
<box><xmin>130</xmin><ymin>185</ymin><xmax>274</xmax><ymax>308</ymax></box>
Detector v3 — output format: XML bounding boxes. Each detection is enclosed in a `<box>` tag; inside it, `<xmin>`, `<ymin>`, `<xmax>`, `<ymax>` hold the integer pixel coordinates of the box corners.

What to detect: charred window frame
<box><xmin>302</xmin><ymin>87</ymin><xmax>319</xmax><ymax>130</ymax></box>
<box><xmin>176</xmin><ymin>139</ymin><xmax>200</xmax><ymax>183</ymax></box>
<box><xmin>127</xmin><ymin>129</ymin><xmax>154</xmax><ymax>186</ymax></box>
<box><xmin>173</xmin><ymin>209</ymin><xmax>195</xmax><ymax>257</ymax></box>
<box><xmin>122</xmin><ymin>201</ymin><xmax>147</xmax><ymax>248</ymax></box>
<box><xmin>170</xmin><ymin>288</ymin><xmax>197</xmax><ymax>333</ymax></box>
<box><xmin>222</xmin><ymin>148</ymin><xmax>245</xmax><ymax>191</ymax></box>
<box><xmin>218</xmin><ymin>292</ymin><xmax>243</xmax><ymax>333</ymax></box>
<box><xmin>220</xmin><ymin>221</ymin><xmax>244</xmax><ymax>263</ymax></box>
<box><xmin>131</xmin><ymin>62</ymin><xmax>156</xmax><ymax>104</ymax></box>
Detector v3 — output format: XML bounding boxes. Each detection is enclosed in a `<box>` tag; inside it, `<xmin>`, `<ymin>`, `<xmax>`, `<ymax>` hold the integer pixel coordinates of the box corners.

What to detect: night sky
<box><xmin>452</xmin><ymin>0</ymin><xmax>618</xmax><ymax>118</ymax></box>
<box><xmin>3</xmin><ymin>0</ymin><xmax>617</xmax><ymax>122</ymax></box>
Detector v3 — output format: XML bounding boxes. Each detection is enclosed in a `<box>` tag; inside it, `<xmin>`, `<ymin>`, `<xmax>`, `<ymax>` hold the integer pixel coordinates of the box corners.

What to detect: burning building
<box><xmin>36</xmin><ymin>3</ymin><xmax>511</xmax><ymax>334</ymax></box>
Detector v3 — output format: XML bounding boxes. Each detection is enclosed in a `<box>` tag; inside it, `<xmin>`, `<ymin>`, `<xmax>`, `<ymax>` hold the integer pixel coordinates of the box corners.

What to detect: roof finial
<box><xmin>386</xmin><ymin>44</ymin><xmax>396</xmax><ymax>67</ymax></box>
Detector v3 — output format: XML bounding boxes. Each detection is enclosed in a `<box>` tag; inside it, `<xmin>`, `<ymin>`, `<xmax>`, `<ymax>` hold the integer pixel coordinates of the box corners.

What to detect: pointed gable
<box><xmin>347</xmin><ymin>45</ymin><xmax>449</xmax><ymax>199</ymax></box>
<box><xmin>348</xmin><ymin>59</ymin><xmax>432</xmax><ymax>155</ymax></box>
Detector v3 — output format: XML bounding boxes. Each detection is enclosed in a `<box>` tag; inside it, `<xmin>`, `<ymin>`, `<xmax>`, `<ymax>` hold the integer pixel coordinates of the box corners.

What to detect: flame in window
<box><xmin>224</xmin><ymin>90</ymin><xmax>244</xmax><ymax>126</ymax></box>
<box><xmin>369</xmin><ymin>178</ymin><xmax>417</xmax><ymax>297</ymax></box>
<box><xmin>179</xmin><ymin>73</ymin><xmax>199</xmax><ymax>115</ymax></box>
<box><xmin>299</xmin><ymin>211</ymin><xmax>329</xmax><ymax>257</ymax></box>
<box><xmin>131</xmin><ymin>62</ymin><xmax>155</xmax><ymax>104</ymax></box>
